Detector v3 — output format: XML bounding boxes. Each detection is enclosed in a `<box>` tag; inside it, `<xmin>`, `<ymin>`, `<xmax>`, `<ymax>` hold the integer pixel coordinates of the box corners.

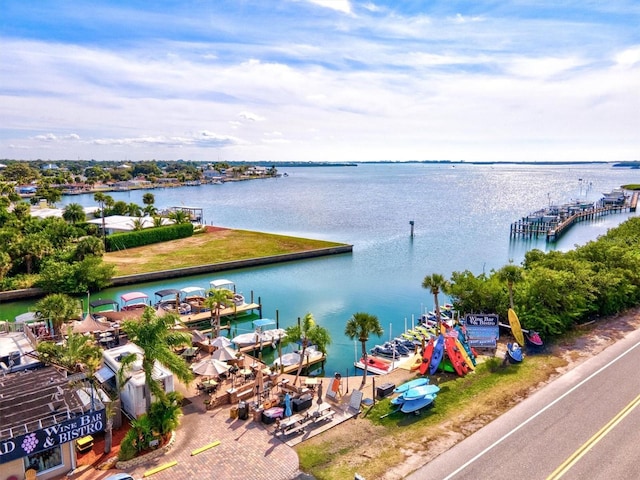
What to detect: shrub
<box><xmin>106</xmin><ymin>223</ymin><xmax>193</xmax><ymax>251</ymax></box>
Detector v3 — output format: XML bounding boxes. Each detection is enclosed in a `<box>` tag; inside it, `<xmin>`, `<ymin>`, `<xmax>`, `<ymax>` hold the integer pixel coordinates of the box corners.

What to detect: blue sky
<box><xmin>1</xmin><ymin>1</ymin><xmax>638</xmax><ymax>162</ymax></box>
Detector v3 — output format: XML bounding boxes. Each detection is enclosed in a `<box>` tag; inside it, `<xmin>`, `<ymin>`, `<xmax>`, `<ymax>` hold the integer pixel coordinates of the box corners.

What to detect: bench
<box><xmin>312</xmin><ymin>408</ymin><xmax>335</xmax><ymax>423</ymax></box>
<box><xmin>283</xmin><ymin>423</ymin><xmax>306</xmax><ymax>436</ymax></box>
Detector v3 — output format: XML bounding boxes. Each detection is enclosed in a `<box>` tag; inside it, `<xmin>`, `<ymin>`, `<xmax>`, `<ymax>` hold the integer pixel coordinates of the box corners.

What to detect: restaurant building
<box><xmin>0</xmin><ymin>366</ymin><xmax>105</xmax><ymax>480</ymax></box>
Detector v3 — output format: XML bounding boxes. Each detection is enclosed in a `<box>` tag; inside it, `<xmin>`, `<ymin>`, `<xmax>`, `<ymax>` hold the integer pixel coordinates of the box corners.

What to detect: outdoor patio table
<box><xmin>202</xmin><ymin>379</ymin><xmax>218</xmax><ymax>393</ymax></box>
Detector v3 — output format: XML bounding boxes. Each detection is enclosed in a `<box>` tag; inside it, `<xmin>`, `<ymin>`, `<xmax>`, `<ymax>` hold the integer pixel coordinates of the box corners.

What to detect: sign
<box><xmin>463</xmin><ymin>314</ymin><xmax>499</xmax><ymax>348</ymax></box>
<box><xmin>0</xmin><ymin>409</ymin><xmax>106</xmax><ymax>464</ymax></box>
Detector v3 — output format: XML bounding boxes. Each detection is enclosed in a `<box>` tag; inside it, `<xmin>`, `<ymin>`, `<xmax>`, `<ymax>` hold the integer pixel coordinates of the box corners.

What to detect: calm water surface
<box><xmin>3</xmin><ymin>163</ymin><xmax>638</xmax><ymax>375</ymax></box>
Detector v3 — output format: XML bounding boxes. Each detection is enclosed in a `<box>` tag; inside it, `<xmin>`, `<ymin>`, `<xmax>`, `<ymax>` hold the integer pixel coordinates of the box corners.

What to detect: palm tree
<box><xmin>142</xmin><ymin>193</ymin><xmax>155</xmax><ymax>210</ymax></box>
<box><xmin>74</xmin><ymin>236</ymin><xmax>105</xmax><ymax>261</ymax></box>
<box><xmin>121</xmin><ymin>307</ymin><xmax>193</xmax><ymax>411</ymax></box>
<box><xmin>204</xmin><ymin>288</ymin><xmax>235</xmax><ymax>338</ymax></box>
<box><xmin>36</xmin><ymin>328</ymin><xmax>102</xmax><ymax>373</ymax></box>
<box><xmin>152</xmin><ymin>216</ymin><xmax>164</xmax><ymax>227</ymax></box>
<box><xmin>344</xmin><ymin>312</ymin><xmax>384</xmax><ymax>389</ymax></box>
<box><xmin>19</xmin><ymin>233</ymin><xmax>52</xmax><ymax>274</ymax></box>
<box><xmin>168</xmin><ymin>209</ymin><xmax>190</xmax><ymax>224</ymax></box>
<box><xmin>94</xmin><ymin>192</ymin><xmax>108</xmax><ymax>247</ymax></box>
<box><xmin>130</xmin><ymin>217</ymin><xmax>145</xmax><ymax>231</ymax></box>
<box><xmin>127</xmin><ymin>202</ymin><xmax>142</xmax><ymax>217</ymax></box>
<box><xmin>283</xmin><ymin>312</ymin><xmax>331</xmax><ymax>386</ymax></box>
<box><xmin>62</xmin><ymin>203</ymin><xmax>86</xmax><ymax>224</ymax></box>
<box><xmin>422</xmin><ymin>273</ymin><xmax>451</xmax><ymax>328</ymax></box>
<box><xmin>498</xmin><ymin>263</ymin><xmax>523</xmax><ymax>309</ymax></box>
<box><xmin>34</xmin><ymin>293</ymin><xmax>81</xmax><ymax>337</ymax></box>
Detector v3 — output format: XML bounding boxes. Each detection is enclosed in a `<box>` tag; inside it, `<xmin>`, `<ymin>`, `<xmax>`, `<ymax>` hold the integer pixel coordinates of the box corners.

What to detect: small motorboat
<box><xmin>354</xmin><ymin>355</ymin><xmax>394</xmax><ymax>375</ymax></box>
<box><xmin>209</xmin><ymin>279</ymin><xmax>246</xmax><ymax>307</ymax></box>
<box><xmin>506</xmin><ymin>342</ymin><xmax>524</xmax><ymax>364</ymax></box>
<box><xmin>120</xmin><ymin>292</ymin><xmax>149</xmax><ymax>311</ymax></box>
<box><xmin>525</xmin><ymin>330</ymin><xmax>544</xmax><ymax>349</ymax></box>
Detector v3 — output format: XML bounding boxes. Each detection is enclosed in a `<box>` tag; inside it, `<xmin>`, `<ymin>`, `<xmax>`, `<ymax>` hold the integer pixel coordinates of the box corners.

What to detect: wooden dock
<box><xmin>510</xmin><ymin>202</ymin><xmax>631</xmax><ymax>243</ymax></box>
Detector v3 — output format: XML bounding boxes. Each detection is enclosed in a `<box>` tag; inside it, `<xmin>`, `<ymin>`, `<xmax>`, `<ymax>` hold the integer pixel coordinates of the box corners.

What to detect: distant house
<box><xmin>41</xmin><ymin>163</ymin><xmax>59</xmax><ymax>171</ymax></box>
<box><xmin>86</xmin><ymin>215</ymin><xmax>172</xmax><ymax>234</ymax></box>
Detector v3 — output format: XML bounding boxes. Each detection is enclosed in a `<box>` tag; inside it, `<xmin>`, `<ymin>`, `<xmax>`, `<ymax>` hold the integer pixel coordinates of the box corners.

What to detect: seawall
<box><xmin>0</xmin><ymin>245</ymin><xmax>353</xmax><ymax>302</ymax></box>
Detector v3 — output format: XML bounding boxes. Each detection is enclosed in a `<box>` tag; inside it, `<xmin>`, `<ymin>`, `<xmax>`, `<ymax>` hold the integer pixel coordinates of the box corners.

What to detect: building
<box><xmin>0</xmin><ymin>366</ymin><xmax>105</xmax><ymax>480</ymax></box>
<box><xmin>99</xmin><ymin>344</ymin><xmax>175</xmax><ymax>418</ymax></box>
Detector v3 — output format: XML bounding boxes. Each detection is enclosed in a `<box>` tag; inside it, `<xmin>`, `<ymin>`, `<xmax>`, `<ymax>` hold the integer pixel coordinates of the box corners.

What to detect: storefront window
<box><xmin>24</xmin><ymin>445</ymin><xmax>63</xmax><ymax>473</ymax></box>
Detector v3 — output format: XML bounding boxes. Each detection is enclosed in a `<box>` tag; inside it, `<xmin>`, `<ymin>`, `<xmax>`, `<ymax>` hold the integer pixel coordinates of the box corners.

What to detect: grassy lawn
<box><xmin>296</xmin><ymin>354</ymin><xmax>567</xmax><ymax>479</ymax></box>
<box><xmin>104</xmin><ymin>228</ymin><xmax>347</xmax><ymax>276</ymax></box>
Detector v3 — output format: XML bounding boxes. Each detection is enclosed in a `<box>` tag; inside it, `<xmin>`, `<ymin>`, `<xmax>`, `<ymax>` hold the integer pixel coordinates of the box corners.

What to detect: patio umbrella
<box><xmin>72</xmin><ymin>313</ymin><xmax>112</xmax><ymax>334</ymax></box>
<box><xmin>211</xmin><ymin>346</ymin><xmax>237</xmax><ymax>362</ymax></box>
<box><xmin>284</xmin><ymin>393</ymin><xmax>292</xmax><ymax>418</ymax></box>
<box><xmin>211</xmin><ymin>336</ymin><xmax>232</xmax><ymax>348</ymax></box>
<box><xmin>317</xmin><ymin>380</ymin><xmax>323</xmax><ymax>405</ymax></box>
<box><xmin>255</xmin><ymin>367</ymin><xmax>264</xmax><ymax>403</ymax></box>
<box><xmin>192</xmin><ymin>329</ymin><xmax>208</xmax><ymax>343</ymax></box>
<box><xmin>191</xmin><ymin>357</ymin><xmax>231</xmax><ymax>377</ymax></box>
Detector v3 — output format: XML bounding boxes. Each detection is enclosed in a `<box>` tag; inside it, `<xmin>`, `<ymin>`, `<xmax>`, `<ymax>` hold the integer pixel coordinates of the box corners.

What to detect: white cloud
<box><xmin>305</xmin><ymin>0</ymin><xmax>352</xmax><ymax>15</ymax></box>
<box><xmin>238</xmin><ymin>112</ymin><xmax>265</xmax><ymax>122</ymax></box>
<box><xmin>615</xmin><ymin>45</ymin><xmax>640</xmax><ymax>67</ymax></box>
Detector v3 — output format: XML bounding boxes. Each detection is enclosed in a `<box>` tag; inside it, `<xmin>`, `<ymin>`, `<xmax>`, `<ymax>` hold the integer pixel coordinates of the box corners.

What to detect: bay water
<box><xmin>2</xmin><ymin>163</ymin><xmax>638</xmax><ymax>376</ymax></box>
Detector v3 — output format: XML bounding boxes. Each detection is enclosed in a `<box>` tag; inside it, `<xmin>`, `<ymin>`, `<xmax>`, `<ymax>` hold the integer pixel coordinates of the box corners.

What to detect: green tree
<box><xmin>75</xmin><ymin>236</ymin><xmax>105</xmax><ymax>261</ymax></box>
<box><xmin>94</xmin><ymin>192</ymin><xmax>108</xmax><ymax>246</ymax></box>
<box><xmin>168</xmin><ymin>209</ymin><xmax>190</xmax><ymax>224</ymax></box>
<box><xmin>142</xmin><ymin>193</ymin><xmax>155</xmax><ymax>208</ymax></box>
<box><xmin>497</xmin><ymin>263</ymin><xmax>523</xmax><ymax>309</ymax></box>
<box><xmin>63</xmin><ymin>203</ymin><xmax>86</xmax><ymax>224</ymax></box>
<box><xmin>34</xmin><ymin>293</ymin><xmax>81</xmax><ymax>337</ymax></box>
<box><xmin>204</xmin><ymin>287</ymin><xmax>235</xmax><ymax>338</ymax></box>
<box><xmin>422</xmin><ymin>273</ymin><xmax>451</xmax><ymax>328</ymax></box>
<box><xmin>130</xmin><ymin>217</ymin><xmax>145</xmax><ymax>231</ymax></box>
<box><xmin>283</xmin><ymin>312</ymin><xmax>331</xmax><ymax>386</ymax></box>
<box><xmin>344</xmin><ymin>312</ymin><xmax>384</xmax><ymax>389</ymax></box>
<box><xmin>121</xmin><ymin>307</ymin><xmax>193</xmax><ymax>411</ymax></box>
<box><xmin>0</xmin><ymin>251</ymin><xmax>12</xmax><ymax>282</ymax></box>
<box><xmin>18</xmin><ymin>233</ymin><xmax>53</xmax><ymax>274</ymax></box>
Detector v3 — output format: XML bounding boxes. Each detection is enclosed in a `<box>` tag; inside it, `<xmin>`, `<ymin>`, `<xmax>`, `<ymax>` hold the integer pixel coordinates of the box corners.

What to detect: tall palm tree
<box><xmin>121</xmin><ymin>307</ymin><xmax>193</xmax><ymax>411</ymax></box>
<box><xmin>34</xmin><ymin>293</ymin><xmax>81</xmax><ymax>337</ymax></box>
<box><xmin>62</xmin><ymin>203</ymin><xmax>86</xmax><ymax>224</ymax></box>
<box><xmin>93</xmin><ymin>192</ymin><xmax>108</xmax><ymax>247</ymax></box>
<box><xmin>422</xmin><ymin>273</ymin><xmax>451</xmax><ymax>328</ymax></box>
<box><xmin>204</xmin><ymin>288</ymin><xmax>235</xmax><ymax>338</ymax></box>
<box><xmin>498</xmin><ymin>263</ymin><xmax>523</xmax><ymax>309</ymax></box>
<box><xmin>283</xmin><ymin>313</ymin><xmax>331</xmax><ymax>386</ymax></box>
<box><xmin>344</xmin><ymin>312</ymin><xmax>384</xmax><ymax>389</ymax></box>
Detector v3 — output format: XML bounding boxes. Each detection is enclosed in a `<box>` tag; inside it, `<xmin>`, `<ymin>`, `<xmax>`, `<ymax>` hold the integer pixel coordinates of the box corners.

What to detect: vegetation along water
<box><xmin>2</xmin><ymin>162</ymin><xmax>639</xmax><ymax>376</ymax></box>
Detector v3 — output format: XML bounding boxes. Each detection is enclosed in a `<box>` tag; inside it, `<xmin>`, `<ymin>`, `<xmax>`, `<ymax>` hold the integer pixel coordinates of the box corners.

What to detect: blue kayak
<box><xmin>400</xmin><ymin>394</ymin><xmax>437</xmax><ymax>413</ymax></box>
<box><xmin>393</xmin><ymin>378</ymin><xmax>429</xmax><ymax>394</ymax></box>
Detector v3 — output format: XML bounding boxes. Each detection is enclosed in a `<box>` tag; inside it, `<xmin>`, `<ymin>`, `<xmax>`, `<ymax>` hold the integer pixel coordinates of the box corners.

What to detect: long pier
<box><xmin>510</xmin><ymin>191</ymin><xmax>636</xmax><ymax>242</ymax></box>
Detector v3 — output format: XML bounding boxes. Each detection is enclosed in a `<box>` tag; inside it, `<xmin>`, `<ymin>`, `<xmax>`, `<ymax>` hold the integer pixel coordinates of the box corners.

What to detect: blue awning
<box><xmin>253</xmin><ymin>318</ymin><xmax>276</xmax><ymax>328</ymax></box>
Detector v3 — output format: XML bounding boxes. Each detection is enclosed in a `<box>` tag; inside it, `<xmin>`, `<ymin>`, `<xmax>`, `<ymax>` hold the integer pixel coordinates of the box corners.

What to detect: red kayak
<box><xmin>419</xmin><ymin>338</ymin><xmax>434</xmax><ymax>375</ymax></box>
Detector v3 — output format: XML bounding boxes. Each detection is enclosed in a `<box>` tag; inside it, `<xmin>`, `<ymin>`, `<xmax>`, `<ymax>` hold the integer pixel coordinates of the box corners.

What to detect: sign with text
<box><xmin>0</xmin><ymin>409</ymin><xmax>105</xmax><ymax>464</ymax></box>
<box><xmin>463</xmin><ymin>314</ymin><xmax>499</xmax><ymax>348</ymax></box>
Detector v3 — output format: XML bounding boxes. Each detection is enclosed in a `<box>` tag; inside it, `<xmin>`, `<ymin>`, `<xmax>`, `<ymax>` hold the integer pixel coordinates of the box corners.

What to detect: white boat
<box><xmin>354</xmin><ymin>355</ymin><xmax>398</xmax><ymax>375</ymax></box>
<box><xmin>180</xmin><ymin>286</ymin><xmax>208</xmax><ymax>313</ymax></box>
<box><xmin>273</xmin><ymin>345</ymin><xmax>323</xmax><ymax>368</ymax></box>
<box><xmin>209</xmin><ymin>279</ymin><xmax>246</xmax><ymax>307</ymax></box>
<box><xmin>231</xmin><ymin>319</ymin><xmax>286</xmax><ymax>348</ymax></box>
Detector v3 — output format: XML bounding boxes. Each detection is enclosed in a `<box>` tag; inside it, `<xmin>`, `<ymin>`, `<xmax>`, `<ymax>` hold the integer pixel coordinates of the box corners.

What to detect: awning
<box><xmin>94</xmin><ymin>365</ymin><xmax>116</xmax><ymax>384</ymax></box>
<box><xmin>253</xmin><ymin>318</ymin><xmax>276</xmax><ymax>328</ymax></box>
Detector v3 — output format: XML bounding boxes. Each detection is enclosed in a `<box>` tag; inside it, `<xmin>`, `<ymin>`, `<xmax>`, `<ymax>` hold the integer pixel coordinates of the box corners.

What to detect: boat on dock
<box><xmin>354</xmin><ymin>355</ymin><xmax>397</xmax><ymax>375</ymax></box>
<box><xmin>209</xmin><ymin>279</ymin><xmax>246</xmax><ymax>307</ymax></box>
<box><xmin>154</xmin><ymin>288</ymin><xmax>192</xmax><ymax>315</ymax></box>
<box><xmin>180</xmin><ymin>286</ymin><xmax>208</xmax><ymax>314</ymax></box>
<box><xmin>272</xmin><ymin>345</ymin><xmax>325</xmax><ymax>374</ymax></box>
<box><xmin>232</xmin><ymin>318</ymin><xmax>287</xmax><ymax>350</ymax></box>
<box><xmin>120</xmin><ymin>292</ymin><xmax>149</xmax><ymax>311</ymax></box>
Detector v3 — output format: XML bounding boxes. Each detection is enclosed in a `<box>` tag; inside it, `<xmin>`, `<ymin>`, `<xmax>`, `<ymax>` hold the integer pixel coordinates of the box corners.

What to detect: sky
<box><xmin>1</xmin><ymin>1</ymin><xmax>639</xmax><ymax>163</ymax></box>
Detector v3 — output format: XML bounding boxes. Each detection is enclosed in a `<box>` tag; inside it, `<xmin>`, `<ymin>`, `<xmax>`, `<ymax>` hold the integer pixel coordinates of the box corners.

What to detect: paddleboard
<box><xmin>400</xmin><ymin>394</ymin><xmax>436</xmax><ymax>413</ymax></box>
<box><xmin>403</xmin><ymin>384</ymin><xmax>441</xmax><ymax>401</ymax></box>
<box><xmin>394</xmin><ymin>377</ymin><xmax>429</xmax><ymax>394</ymax></box>
<box><xmin>429</xmin><ymin>335</ymin><xmax>445</xmax><ymax>375</ymax></box>
<box><xmin>419</xmin><ymin>338</ymin><xmax>434</xmax><ymax>375</ymax></box>
<box><xmin>508</xmin><ymin>308</ymin><xmax>525</xmax><ymax>346</ymax></box>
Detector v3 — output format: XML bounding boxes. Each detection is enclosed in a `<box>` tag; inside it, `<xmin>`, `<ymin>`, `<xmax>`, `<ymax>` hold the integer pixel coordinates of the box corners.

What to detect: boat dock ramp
<box><xmin>510</xmin><ymin>189</ymin><xmax>638</xmax><ymax>242</ymax></box>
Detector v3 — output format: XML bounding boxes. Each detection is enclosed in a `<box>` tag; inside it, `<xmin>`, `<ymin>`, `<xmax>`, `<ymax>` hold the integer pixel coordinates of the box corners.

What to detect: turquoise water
<box><xmin>2</xmin><ymin>163</ymin><xmax>638</xmax><ymax>375</ymax></box>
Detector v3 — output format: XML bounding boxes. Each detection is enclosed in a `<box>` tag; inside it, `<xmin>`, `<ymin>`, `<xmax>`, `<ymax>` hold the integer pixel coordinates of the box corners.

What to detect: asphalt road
<box><xmin>407</xmin><ymin>326</ymin><xmax>640</xmax><ymax>480</ymax></box>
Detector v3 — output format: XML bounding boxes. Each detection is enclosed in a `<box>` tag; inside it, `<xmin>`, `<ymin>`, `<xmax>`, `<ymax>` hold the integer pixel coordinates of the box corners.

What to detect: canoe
<box><xmin>403</xmin><ymin>384</ymin><xmax>441</xmax><ymax>401</ymax></box>
<box><xmin>419</xmin><ymin>338</ymin><xmax>434</xmax><ymax>375</ymax></box>
<box><xmin>429</xmin><ymin>335</ymin><xmax>445</xmax><ymax>375</ymax></box>
<box><xmin>400</xmin><ymin>394</ymin><xmax>436</xmax><ymax>414</ymax></box>
<box><xmin>508</xmin><ymin>308</ymin><xmax>525</xmax><ymax>347</ymax></box>
<box><xmin>394</xmin><ymin>378</ymin><xmax>429</xmax><ymax>394</ymax></box>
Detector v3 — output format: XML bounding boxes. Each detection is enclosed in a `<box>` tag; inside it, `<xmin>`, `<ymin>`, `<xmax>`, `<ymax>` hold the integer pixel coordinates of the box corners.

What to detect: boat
<box><xmin>231</xmin><ymin>318</ymin><xmax>286</xmax><ymax>348</ymax></box>
<box><xmin>180</xmin><ymin>286</ymin><xmax>208</xmax><ymax>313</ymax></box>
<box><xmin>402</xmin><ymin>384</ymin><xmax>441</xmax><ymax>401</ymax></box>
<box><xmin>419</xmin><ymin>338</ymin><xmax>434</xmax><ymax>375</ymax></box>
<box><xmin>525</xmin><ymin>330</ymin><xmax>544</xmax><ymax>349</ymax></box>
<box><xmin>273</xmin><ymin>345</ymin><xmax>324</xmax><ymax>369</ymax></box>
<box><xmin>444</xmin><ymin>336</ymin><xmax>469</xmax><ymax>376</ymax></box>
<box><xmin>507</xmin><ymin>309</ymin><xmax>526</xmax><ymax>346</ymax></box>
<box><xmin>209</xmin><ymin>279</ymin><xmax>246</xmax><ymax>307</ymax></box>
<box><xmin>120</xmin><ymin>292</ymin><xmax>149</xmax><ymax>311</ymax></box>
<box><xmin>506</xmin><ymin>342</ymin><xmax>524</xmax><ymax>364</ymax></box>
<box><xmin>354</xmin><ymin>355</ymin><xmax>395</xmax><ymax>375</ymax></box>
<box><xmin>400</xmin><ymin>394</ymin><xmax>437</xmax><ymax>413</ymax></box>
<box><xmin>154</xmin><ymin>288</ymin><xmax>191</xmax><ymax>315</ymax></box>
<box><xmin>371</xmin><ymin>342</ymin><xmax>410</xmax><ymax>358</ymax></box>
<box><xmin>89</xmin><ymin>298</ymin><xmax>119</xmax><ymax>313</ymax></box>
<box><xmin>429</xmin><ymin>335</ymin><xmax>445</xmax><ymax>375</ymax></box>
<box><xmin>394</xmin><ymin>378</ymin><xmax>430</xmax><ymax>394</ymax></box>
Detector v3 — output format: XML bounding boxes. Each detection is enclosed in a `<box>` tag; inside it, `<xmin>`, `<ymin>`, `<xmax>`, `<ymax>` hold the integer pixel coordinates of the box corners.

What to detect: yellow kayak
<box><xmin>454</xmin><ymin>337</ymin><xmax>475</xmax><ymax>371</ymax></box>
<box><xmin>508</xmin><ymin>308</ymin><xmax>525</xmax><ymax>347</ymax></box>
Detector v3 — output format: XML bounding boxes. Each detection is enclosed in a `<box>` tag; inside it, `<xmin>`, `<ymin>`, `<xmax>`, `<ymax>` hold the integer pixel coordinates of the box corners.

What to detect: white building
<box><xmin>98</xmin><ymin>344</ymin><xmax>174</xmax><ymax>418</ymax></box>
